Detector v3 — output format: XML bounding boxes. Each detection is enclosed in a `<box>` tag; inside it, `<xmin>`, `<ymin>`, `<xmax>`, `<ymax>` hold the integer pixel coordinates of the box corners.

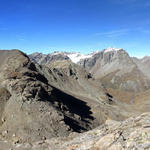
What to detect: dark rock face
<box><xmin>50</xmin><ymin>86</ymin><xmax>95</xmax><ymax>132</ymax></box>
<box><xmin>28</xmin><ymin>52</ymin><xmax>44</xmax><ymax>64</ymax></box>
<box><xmin>78</xmin><ymin>52</ymin><xmax>103</xmax><ymax>71</ymax></box>
<box><xmin>29</xmin><ymin>52</ymin><xmax>70</xmax><ymax>65</ymax></box>
<box><xmin>79</xmin><ymin>49</ymin><xmax>135</xmax><ymax>78</ymax></box>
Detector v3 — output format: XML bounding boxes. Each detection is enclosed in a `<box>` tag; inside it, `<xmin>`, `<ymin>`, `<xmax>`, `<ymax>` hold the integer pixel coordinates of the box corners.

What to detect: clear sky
<box><xmin>0</xmin><ymin>0</ymin><xmax>150</xmax><ymax>57</ymax></box>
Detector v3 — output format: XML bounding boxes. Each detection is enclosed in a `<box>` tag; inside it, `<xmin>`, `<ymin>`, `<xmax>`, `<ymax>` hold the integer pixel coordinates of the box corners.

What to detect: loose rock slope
<box><xmin>0</xmin><ymin>50</ymin><xmax>98</xmax><ymax>143</ymax></box>
<box><xmin>1</xmin><ymin>112</ymin><xmax>150</xmax><ymax>150</ymax></box>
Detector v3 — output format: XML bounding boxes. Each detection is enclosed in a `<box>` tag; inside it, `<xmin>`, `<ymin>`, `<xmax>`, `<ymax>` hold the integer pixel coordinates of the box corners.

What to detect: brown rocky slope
<box><xmin>0</xmin><ymin>50</ymin><xmax>100</xmax><ymax>143</ymax></box>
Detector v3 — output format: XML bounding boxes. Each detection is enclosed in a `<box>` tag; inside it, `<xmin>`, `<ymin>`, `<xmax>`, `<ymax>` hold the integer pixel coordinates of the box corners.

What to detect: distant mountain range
<box><xmin>29</xmin><ymin>48</ymin><xmax>124</xmax><ymax>64</ymax></box>
<box><xmin>29</xmin><ymin>51</ymin><xmax>94</xmax><ymax>64</ymax></box>
<box><xmin>30</xmin><ymin>48</ymin><xmax>150</xmax><ymax>104</ymax></box>
<box><xmin>29</xmin><ymin>48</ymin><xmax>150</xmax><ymax>66</ymax></box>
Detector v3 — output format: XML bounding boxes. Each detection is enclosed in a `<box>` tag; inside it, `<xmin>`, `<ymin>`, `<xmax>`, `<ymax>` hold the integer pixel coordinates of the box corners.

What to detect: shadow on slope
<box><xmin>39</xmin><ymin>85</ymin><xmax>95</xmax><ymax>132</ymax></box>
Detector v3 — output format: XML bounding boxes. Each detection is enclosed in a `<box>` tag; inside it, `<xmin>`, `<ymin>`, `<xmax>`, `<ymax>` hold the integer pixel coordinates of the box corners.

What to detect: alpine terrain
<box><xmin>0</xmin><ymin>48</ymin><xmax>149</xmax><ymax>150</ymax></box>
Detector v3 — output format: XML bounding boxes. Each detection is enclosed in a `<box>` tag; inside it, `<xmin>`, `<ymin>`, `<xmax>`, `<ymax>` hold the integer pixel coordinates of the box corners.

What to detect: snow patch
<box><xmin>104</xmin><ymin>48</ymin><xmax>121</xmax><ymax>53</ymax></box>
<box><xmin>67</xmin><ymin>53</ymin><xmax>93</xmax><ymax>63</ymax></box>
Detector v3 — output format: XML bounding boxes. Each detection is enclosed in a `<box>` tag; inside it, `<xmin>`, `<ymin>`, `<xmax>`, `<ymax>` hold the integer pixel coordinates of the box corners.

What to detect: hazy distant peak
<box><xmin>141</xmin><ymin>56</ymin><xmax>150</xmax><ymax>60</ymax></box>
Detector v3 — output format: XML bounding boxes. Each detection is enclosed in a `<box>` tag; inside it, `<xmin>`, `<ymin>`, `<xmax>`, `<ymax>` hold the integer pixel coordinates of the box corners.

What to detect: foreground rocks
<box><xmin>0</xmin><ymin>112</ymin><xmax>150</xmax><ymax>150</ymax></box>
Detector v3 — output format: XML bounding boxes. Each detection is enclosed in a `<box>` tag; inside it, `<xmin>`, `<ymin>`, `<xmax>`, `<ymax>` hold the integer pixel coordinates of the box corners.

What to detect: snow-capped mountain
<box><xmin>29</xmin><ymin>52</ymin><xmax>92</xmax><ymax>64</ymax></box>
<box><xmin>29</xmin><ymin>48</ymin><xmax>150</xmax><ymax>104</ymax></box>
<box><xmin>29</xmin><ymin>48</ymin><xmax>123</xmax><ymax>65</ymax></box>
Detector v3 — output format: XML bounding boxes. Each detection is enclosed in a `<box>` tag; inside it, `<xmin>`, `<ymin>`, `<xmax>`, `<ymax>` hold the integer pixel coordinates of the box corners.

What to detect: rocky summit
<box><xmin>78</xmin><ymin>48</ymin><xmax>150</xmax><ymax>104</ymax></box>
<box><xmin>0</xmin><ymin>49</ymin><xmax>150</xmax><ymax>150</ymax></box>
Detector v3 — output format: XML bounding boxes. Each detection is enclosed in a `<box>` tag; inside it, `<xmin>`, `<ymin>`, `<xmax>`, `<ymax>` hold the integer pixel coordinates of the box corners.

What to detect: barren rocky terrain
<box><xmin>78</xmin><ymin>48</ymin><xmax>150</xmax><ymax>105</ymax></box>
<box><xmin>0</xmin><ymin>49</ymin><xmax>150</xmax><ymax>150</ymax></box>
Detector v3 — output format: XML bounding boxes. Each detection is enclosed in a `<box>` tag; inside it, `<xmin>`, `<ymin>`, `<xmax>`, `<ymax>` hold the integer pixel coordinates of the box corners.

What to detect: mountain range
<box><xmin>30</xmin><ymin>48</ymin><xmax>150</xmax><ymax>104</ymax></box>
<box><xmin>0</xmin><ymin>48</ymin><xmax>149</xmax><ymax>149</ymax></box>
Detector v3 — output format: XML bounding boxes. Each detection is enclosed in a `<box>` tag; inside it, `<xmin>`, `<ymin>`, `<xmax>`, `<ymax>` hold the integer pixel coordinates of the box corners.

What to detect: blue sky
<box><xmin>0</xmin><ymin>0</ymin><xmax>150</xmax><ymax>57</ymax></box>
